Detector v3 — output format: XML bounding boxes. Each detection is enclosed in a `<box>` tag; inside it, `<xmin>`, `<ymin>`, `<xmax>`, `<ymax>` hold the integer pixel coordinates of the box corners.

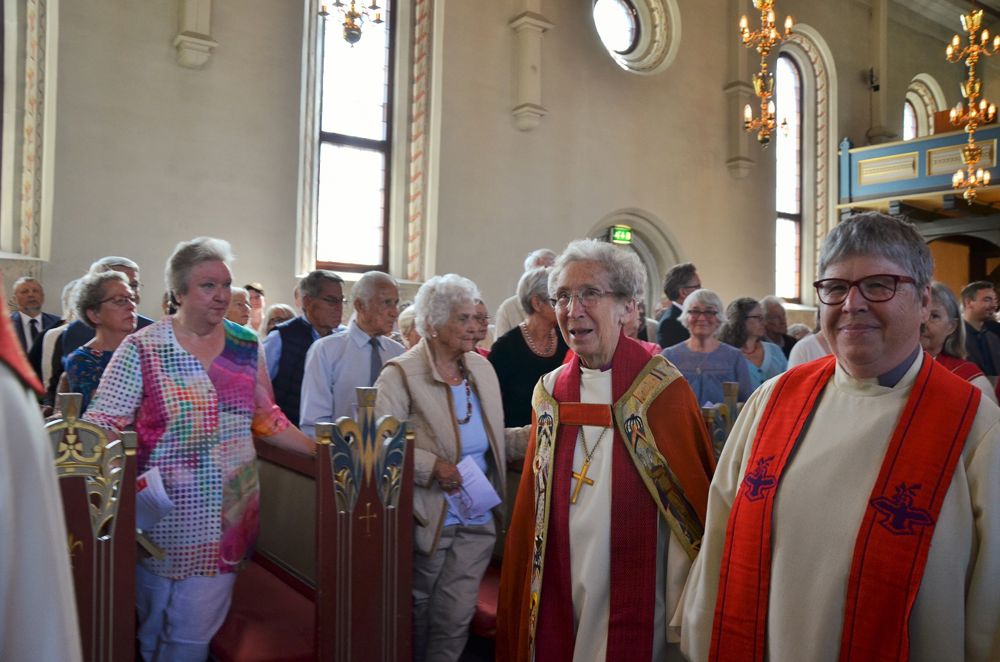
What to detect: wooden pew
<box><xmin>701</xmin><ymin>381</ymin><xmax>742</xmax><ymax>459</ymax></box>
<box><xmin>212</xmin><ymin>387</ymin><xmax>414</xmax><ymax>661</ymax></box>
<box><xmin>46</xmin><ymin>393</ymin><xmax>137</xmax><ymax>662</ymax></box>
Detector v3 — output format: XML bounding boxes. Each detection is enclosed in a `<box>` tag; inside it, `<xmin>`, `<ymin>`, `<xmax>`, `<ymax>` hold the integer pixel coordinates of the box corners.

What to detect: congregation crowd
<box><xmin>4</xmin><ymin>211</ymin><xmax>999</xmax><ymax>662</ymax></box>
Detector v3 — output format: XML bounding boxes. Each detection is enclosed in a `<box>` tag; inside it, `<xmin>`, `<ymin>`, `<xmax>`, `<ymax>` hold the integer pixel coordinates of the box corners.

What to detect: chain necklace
<box><xmin>520</xmin><ymin>321</ymin><xmax>557</xmax><ymax>357</ymax></box>
<box><xmin>452</xmin><ymin>363</ymin><xmax>473</xmax><ymax>425</ymax></box>
<box><xmin>570</xmin><ymin>425</ymin><xmax>610</xmax><ymax>504</ymax></box>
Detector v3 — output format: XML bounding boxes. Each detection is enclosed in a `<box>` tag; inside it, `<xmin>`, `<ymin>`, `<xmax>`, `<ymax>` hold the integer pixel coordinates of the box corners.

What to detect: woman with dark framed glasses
<box><xmin>59</xmin><ymin>270</ymin><xmax>137</xmax><ymax>412</ymax></box>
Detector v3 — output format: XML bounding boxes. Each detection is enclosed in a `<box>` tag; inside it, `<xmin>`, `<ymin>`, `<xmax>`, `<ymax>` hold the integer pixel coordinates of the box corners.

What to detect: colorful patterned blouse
<box><xmin>64</xmin><ymin>345</ymin><xmax>113</xmax><ymax>412</ymax></box>
<box><xmin>84</xmin><ymin>318</ymin><xmax>289</xmax><ymax>579</ymax></box>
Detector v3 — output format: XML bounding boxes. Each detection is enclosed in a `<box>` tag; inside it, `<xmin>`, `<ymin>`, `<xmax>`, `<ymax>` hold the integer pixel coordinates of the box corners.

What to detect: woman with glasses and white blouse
<box><xmin>59</xmin><ymin>270</ymin><xmax>137</xmax><ymax>412</ymax></box>
<box><xmin>661</xmin><ymin>288</ymin><xmax>753</xmax><ymax>406</ymax></box>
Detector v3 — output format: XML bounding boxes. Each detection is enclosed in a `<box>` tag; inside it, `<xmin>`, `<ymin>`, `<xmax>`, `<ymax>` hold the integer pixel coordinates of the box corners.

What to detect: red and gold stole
<box><xmin>709</xmin><ymin>354</ymin><xmax>980</xmax><ymax>662</ymax></box>
<box><xmin>534</xmin><ymin>335</ymin><xmax>658</xmax><ymax>662</ymax></box>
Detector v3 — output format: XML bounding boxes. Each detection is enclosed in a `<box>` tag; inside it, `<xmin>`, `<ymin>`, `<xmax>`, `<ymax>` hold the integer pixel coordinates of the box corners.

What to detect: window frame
<box><xmin>314</xmin><ymin>3</ymin><xmax>397</xmax><ymax>274</ymax></box>
<box><xmin>774</xmin><ymin>52</ymin><xmax>803</xmax><ymax>303</ymax></box>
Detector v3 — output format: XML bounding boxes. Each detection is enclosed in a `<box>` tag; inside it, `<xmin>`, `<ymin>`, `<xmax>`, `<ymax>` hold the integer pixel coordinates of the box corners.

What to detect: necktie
<box><xmin>369</xmin><ymin>337</ymin><xmax>382</xmax><ymax>386</ymax></box>
<box><xmin>29</xmin><ymin>318</ymin><xmax>39</xmax><ymax>345</ymax></box>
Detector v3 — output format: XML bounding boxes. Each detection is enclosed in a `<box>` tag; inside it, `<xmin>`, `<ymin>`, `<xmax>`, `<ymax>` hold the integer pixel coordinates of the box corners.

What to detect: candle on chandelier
<box><xmin>784</xmin><ymin>16</ymin><xmax>793</xmax><ymax>33</ymax></box>
<box><xmin>744</xmin><ymin>104</ymin><xmax>753</xmax><ymax>124</ymax></box>
<box><xmin>985</xmin><ymin>170</ymin><xmax>992</xmax><ymax>185</ymax></box>
<box><xmin>739</xmin><ymin>16</ymin><xmax>748</xmax><ymax>32</ymax></box>
<box><xmin>767</xmin><ymin>9</ymin><xmax>775</xmax><ymax>26</ymax></box>
<box><xmin>767</xmin><ymin>100</ymin><xmax>776</xmax><ymax>118</ymax></box>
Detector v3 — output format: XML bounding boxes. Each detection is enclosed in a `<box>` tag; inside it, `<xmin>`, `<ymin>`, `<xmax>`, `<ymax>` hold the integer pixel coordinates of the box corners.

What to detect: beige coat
<box><xmin>375</xmin><ymin>339</ymin><xmax>528</xmax><ymax>555</ymax></box>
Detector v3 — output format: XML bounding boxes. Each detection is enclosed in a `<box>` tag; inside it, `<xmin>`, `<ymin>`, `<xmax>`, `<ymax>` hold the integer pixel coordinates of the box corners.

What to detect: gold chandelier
<box><xmin>322</xmin><ymin>1</ymin><xmax>383</xmax><ymax>45</ymax></box>
<box><xmin>947</xmin><ymin>9</ymin><xmax>999</xmax><ymax>202</ymax></box>
<box><xmin>738</xmin><ymin>0</ymin><xmax>793</xmax><ymax>146</ymax></box>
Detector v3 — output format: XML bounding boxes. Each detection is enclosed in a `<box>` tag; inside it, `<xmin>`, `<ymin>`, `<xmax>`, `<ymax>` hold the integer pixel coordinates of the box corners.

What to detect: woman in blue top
<box><xmin>718</xmin><ymin>297</ymin><xmax>788</xmax><ymax>391</ymax></box>
<box><xmin>59</xmin><ymin>270</ymin><xmax>137</xmax><ymax>412</ymax></box>
<box><xmin>662</xmin><ymin>289</ymin><xmax>753</xmax><ymax>406</ymax></box>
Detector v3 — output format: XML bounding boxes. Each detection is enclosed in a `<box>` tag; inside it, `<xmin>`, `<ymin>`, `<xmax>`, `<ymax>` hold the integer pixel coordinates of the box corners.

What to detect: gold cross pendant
<box><xmin>570</xmin><ymin>458</ymin><xmax>595</xmax><ymax>504</ymax></box>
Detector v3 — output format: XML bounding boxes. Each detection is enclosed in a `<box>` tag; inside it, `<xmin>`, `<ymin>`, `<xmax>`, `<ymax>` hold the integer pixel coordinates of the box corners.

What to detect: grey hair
<box><xmin>352</xmin><ymin>271</ymin><xmax>397</xmax><ymax>306</ymax></box>
<box><xmin>12</xmin><ymin>276</ymin><xmax>40</xmax><ymax>290</ymax></box>
<box><xmin>165</xmin><ymin>237</ymin><xmax>235</xmax><ymax>296</ymax></box>
<box><xmin>299</xmin><ymin>270</ymin><xmax>344</xmax><ymax>300</ymax></box>
<box><xmin>787</xmin><ymin>323</ymin><xmax>811</xmax><ymax>338</ymax></box>
<box><xmin>523</xmin><ymin>248</ymin><xmax>557</xmax><ymax>272</ymax></box>
<box><xmin>548</xmin><ymin>239</ymin><xmax>644</xmax><ymax>301</ymax></box>
<box><xmin>230</xmin><ymin>286</ymin><xmax>248</xmax><ymax>300</ymax></box>
<box><xmin>759</xmin><ymin>295</ymin><xmax>785</xmax><ymax>311</ymax></box>
<box><xmin>75</xmin><ymin>270</ymin><xmax>129</xmax><ymax>329</ymax></box>
<box><xmin>259</xmin><ymin>303</ymin><xmax>296</xmax><ymax>337</ymax></box>
<box><xmin>679</xmin><ymin>289</ymin><xmax>726</xmax><ymax>328</ymax></box>
<box><xmin>930</xmin><ymin>282</ymin><xmax>967</xmax><ymax>359</ymax></box>
<box><xmin>61</xmin><ymin>278</ymin><xmax>81</xmax><ymax>320</ymax></box>
<box><xmin>414</xmin><ymin>274</ymin><xmax>480</xmax><ymax>337</ymax></box>
<box><xmin>397</xmin><ymin>305</ymin><xmax>417</xmax><ymax>335</ymax></box>
<box><xmin>89</xmin><ymin>255</ymin><xmax>139</xmax><ymax>275</ymax></box>
<box><xmin>518</xmin><ymin>267</ymin><xmax>551</xmax><ymax>315</ymax></box>
<box><xmin>819</xmin><ymin>213</ymin><xmax>933</xmax><ymax>290</ymax></box>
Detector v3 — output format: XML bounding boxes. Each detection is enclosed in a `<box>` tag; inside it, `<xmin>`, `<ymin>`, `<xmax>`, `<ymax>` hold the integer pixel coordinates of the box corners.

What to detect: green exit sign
<box><xmin>610</xmin><ymin>225</ymin><xmax>633</xmax><ymax>244</ymax></box>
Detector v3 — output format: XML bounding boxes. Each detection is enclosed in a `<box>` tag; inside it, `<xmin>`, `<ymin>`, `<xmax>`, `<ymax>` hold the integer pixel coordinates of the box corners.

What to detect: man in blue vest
<box><xmin>264</xmin><ymin>270</ymin><xmax>345</xmax><ymax>426</ymax></box>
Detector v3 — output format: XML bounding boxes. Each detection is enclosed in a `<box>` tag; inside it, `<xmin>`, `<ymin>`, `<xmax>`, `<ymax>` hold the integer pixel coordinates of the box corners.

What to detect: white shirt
<box><xmin>17</xmin><ymin>311</ymin><xmax>42</xmax><ymax>347</ymax></box>
<box><xmin>299</xmin><ymin>320</ymin><xmax>405</xmax><ymax>436</ymax></box>
<box><xmin>0</xmin><ymin>363</ymin><xmax>83</xmax><ymax>662</ymax></box>
<box><xmin>493</xmin><ymin>295</ymin><xmax>525</xmax><ymax>341</ymax></box>
<box><xmin>681</xmin><ymin>354</ymin><xmax>1000</xmax><ymax>662</ymax></box>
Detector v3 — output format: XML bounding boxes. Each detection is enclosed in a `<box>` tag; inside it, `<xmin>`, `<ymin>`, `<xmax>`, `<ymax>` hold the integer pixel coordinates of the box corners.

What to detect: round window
<box><xmin>593</xmin><ymin>0</ymin><xmax>639</xmax><ymax>55</ymax></box>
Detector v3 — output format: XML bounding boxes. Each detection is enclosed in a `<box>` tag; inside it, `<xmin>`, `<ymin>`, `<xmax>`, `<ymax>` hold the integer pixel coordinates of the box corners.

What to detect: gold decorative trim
<box><xmin>857</xmin><ymin>151</ymin><xmax>920</xmax><ymax>186</ymax></box>
<box><xmin>927</xmin><ymin>139</ymin><xmax>997</xmax><ymax>177</ymax></box>
<box><xmin>526</xmin><ymin>379</ymin><xmax>559</xmax><ymax>651</ymax></box>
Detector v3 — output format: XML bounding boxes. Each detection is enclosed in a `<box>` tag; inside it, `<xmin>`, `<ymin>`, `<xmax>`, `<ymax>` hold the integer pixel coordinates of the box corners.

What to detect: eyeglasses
<box><xmin>318</xmin><ymin>295</ymin><xmax>348</xmax><ymax>306</ymax></box>
<box><xmin>687</xmin><ymin>309</ymin><xmax>718</xmax><ymax>318</ymax></box>
<box><xmin>473</xmin><ymin>315</ymin><xmax>490</xmax><ymax>325</ymax></box>
<box><xmin>99</xmin><ymin>295</ymin><xmax>137</xmax><ymax>307</ymax></box>
<box><xmin>813</xmin><ymin>274</ymin><xmax>915</xmax><ymax>305</ymax></box>
<box><xmin>549</xmin><ymin>288</ymin><xmax>616</xmax><ymax>310</ymax></box>
<box><xmin>679</xmin><ymin>282</ymin><xmax>702</xmax><ymax>292</ymax></box>
<box><xmin>745</xmin><ymin>314</ymin><xmax>764</xmax><ymax>321</ymax></box>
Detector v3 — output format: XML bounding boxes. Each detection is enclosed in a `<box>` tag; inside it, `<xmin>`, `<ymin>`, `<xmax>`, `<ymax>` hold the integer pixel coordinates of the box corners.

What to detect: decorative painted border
<box><xmin>405</xmin><ymin>0</ymin><xmax>432</xmax><ymax>281</ymax></box>
<box><xmin>927</xmin><ymin>140</ymin><xmax>996</xmax><ymax>177</ymax></box>
<box><xmin>857</xmin><ymin>151</ymin><xmax>919</xmax><ymax>186</ymax></box>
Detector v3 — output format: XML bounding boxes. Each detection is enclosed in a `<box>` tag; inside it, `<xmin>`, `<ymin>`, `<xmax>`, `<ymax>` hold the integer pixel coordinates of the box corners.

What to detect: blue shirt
<box><xmin>745</xmin><ymin>341</ymin><xmax>788</xmax><ymax>391</ymax></box>
<box><xmin>662</xmin><ymin>342</ymin><xmax>753</xmax><ymax>406</ymax></box>
<box><xmin>444</xmin><ymin>385</ymin><xmax>492</xmax><ymax>527</ymax></box>
<box><xmin>298</xmin><ymin>320</ymin><xmax>405</xmax><ymax>436</ymax></box>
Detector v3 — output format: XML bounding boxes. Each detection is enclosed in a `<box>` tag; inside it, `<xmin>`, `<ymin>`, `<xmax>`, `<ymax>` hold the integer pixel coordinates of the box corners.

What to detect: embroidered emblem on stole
<box><xmin>615</xmin><ymin>356</ymin><xmax>704</xmax><ymax>560</ymax></box>
<box><xmin>527</xmin><ymin>381</ymin><xmax>559</xmax><ymax>645</ymax></box>
<box><xmin>869</xmin><ymin>482</ymin><xmax>934</xmax><ymax>535</ymax></box>
<box><xmin>741</xmin><ymin>456</ymin><xmax>777</xmax><ymax>502</ymax></box>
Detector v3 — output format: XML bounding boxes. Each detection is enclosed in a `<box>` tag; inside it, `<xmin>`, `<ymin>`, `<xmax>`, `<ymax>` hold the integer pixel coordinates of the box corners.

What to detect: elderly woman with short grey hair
<box><xmin>662</xmin><ymin>288</ymin><xmax>752</xmax><ymax>405</ymax></box>
<box><xmin>497</xmin><ymin>239</ymin><xmax>715</xmax><ymax>660</ymax></box>
<box><xmin>84</xmin><ymin>236</ymin><xmax>313</xmax><ymax>661</ymax></box>
<box><xmin>59</xmin><ymin>270</ymin><xmax>136</xmax><ymax>412</ymax></box>
<box><xmin>375</xmin><ymin>273</ymin><xmax>528</xmax><ymax>662</ymax></box>
<box><xmin>489</xmin><ymin>266</ymin><xmax>568</xmax><ymax>427</ymax></box>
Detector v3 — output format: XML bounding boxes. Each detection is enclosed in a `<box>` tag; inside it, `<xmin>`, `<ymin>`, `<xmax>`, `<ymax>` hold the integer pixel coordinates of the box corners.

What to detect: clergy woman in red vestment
<box><xmin>681</xmin><ymin>214</ymin><xmax>1000</xmax><ymax>662</ymax></box>
<box><xmin>497</xmin><ymin>239</ymin><xmax>716</xmax><ymax>662</ymax></box>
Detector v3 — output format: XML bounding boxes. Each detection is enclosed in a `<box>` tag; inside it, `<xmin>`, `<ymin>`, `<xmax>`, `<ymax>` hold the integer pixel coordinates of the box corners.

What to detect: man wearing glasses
<box><xmin>656</xmin><ymin>262</ymin><xmax>701</xmax><ymax>349</ymax></box>
<box><xmin>681</xmin><ymin>213</ymin><xmax>1000</xmax><ymax>662</ymax></box>
<box><xmin>264</xmin><ymin>269</ymin><xmax>345</xmax><ymax>426</ymax></box>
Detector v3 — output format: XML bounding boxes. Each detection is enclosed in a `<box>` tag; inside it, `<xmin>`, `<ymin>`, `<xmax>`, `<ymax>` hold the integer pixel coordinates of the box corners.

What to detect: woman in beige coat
<box><xmin>375</xmin><ymin>274</ymin><xmax>527</xmax><ymax>662</ymax></box>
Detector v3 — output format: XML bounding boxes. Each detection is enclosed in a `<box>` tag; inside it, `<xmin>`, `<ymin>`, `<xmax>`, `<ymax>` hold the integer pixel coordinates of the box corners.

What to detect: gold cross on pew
<box><xmin>359</xmin><ymin>501</ymin><xmax>377</xmax><ymax>536</ymax></box>
<box><xmin>570</xmin><ymin>458</ymin><xmax>595</xmax><ymax>504</ymax></box>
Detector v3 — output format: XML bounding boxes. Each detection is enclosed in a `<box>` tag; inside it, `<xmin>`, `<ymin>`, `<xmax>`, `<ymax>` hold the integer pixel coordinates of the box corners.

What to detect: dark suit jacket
<box><xmin>656</xmin><ymin>303</ymin><xmax>690</xmax><ymax>349</ymax></box>
<box><xmin>10</xmin><ymin>311</ymin><xmax>61</xmax><ymax>354</ymax></box>
<box><xmin>964</xmin><ymin>321</ymin><xmax>1000</xmax><ymax>376</ymax></box>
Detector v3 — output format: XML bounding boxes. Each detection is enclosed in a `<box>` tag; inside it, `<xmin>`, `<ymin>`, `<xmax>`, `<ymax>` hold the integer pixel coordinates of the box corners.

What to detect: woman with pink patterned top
<box><xmin>84</xmin><ymin>237</ymin><xmax>312</xmax><ymax>662</ymax></box>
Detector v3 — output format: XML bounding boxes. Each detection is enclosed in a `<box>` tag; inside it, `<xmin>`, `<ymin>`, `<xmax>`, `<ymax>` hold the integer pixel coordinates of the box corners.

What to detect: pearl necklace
<box><xmin>520</xmin><ymin>321</ymin><xmax>557</xmax><ymax>357</ymax></box>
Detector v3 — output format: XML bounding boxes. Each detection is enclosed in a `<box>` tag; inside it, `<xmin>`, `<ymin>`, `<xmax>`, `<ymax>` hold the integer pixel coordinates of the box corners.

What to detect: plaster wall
<box><xmin>46</xmin><ymin>0</ymin><xmax>304</xmax><ymax>319</ymax></box>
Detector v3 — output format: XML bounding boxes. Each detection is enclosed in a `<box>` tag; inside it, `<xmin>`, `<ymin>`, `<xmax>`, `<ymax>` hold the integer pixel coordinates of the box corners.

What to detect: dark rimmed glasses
<box><xmin>99</xmin><ymin>295</ymin><xmax>138</xmax><ymax>307</ymax></box>
<box><xmin>813</xmin><ymin>274</ymin><xmax>915</xmax><ymax>305</ymax></box>
<box><xmin>549</xmin><ymin>288</ymin><xmax>616</xmax><ymax>310</ymax></box>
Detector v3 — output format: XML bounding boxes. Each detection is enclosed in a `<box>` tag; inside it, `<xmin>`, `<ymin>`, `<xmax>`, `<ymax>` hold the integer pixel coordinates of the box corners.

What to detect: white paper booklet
<box><xmin>443</xmin><ymin>456</ymin><xmax>502</xmax><ymax>524</ymax></box>
<box><xmin>136</xmin><ymin>467</ymin><xmax>174</xmax><ymax>531</ymax></box>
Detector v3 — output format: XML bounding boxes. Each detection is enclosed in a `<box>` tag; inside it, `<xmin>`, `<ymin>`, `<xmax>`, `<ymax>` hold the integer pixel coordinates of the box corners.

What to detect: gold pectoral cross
<box><xmin>570</xmin><ymin>458</ymin><xmax>595</xmax><ymax>504</ymax></box>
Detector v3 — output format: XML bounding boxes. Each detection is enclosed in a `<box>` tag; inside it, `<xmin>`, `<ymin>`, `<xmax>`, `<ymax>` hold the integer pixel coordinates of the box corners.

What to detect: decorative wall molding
<box><xmin>907</xmin><ymin>73</ymin><xmax>946</xmax><ymax>137</ymax></box>
<box><xmin>173</xmin><ymin>0</ymin><xmax>217</xmax><ymax>69</ymax></box>
<box><xmin>725</xmin><ymin>0</ymin><xmax>757</xmax><ymax>178</ymax></box>
<box><xmin>509</xmin><ymin>10</ymin><xmax>553</xmax><ymax>131</ymax></box>
<box><xmin>607</xmin><ymin>0</ymin><xmax>681</xmax><ymax>75</ymax></box>
<box><xmin>781</xmin><ymin>24</ymin><xmax>838</xmax><ymax>304</ymax></box>
<box><xmin>406</xmin><ymin>0</ymin><xmax>434</xmax><ymax>279</ymax></box>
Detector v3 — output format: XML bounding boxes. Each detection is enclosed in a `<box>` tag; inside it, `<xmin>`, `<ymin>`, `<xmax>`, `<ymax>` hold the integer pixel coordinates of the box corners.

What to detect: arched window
<box><xmin>902</xmin><ymin>100</ymin><xmax>917</xmax><ymax>141</ymax></box>
<box><xmin>314</xmin><ymin>4</ymin><xmax>395</xmax><ymax>272</ymax></box>
<box><xmin>774</xmin><ymin>54</ymin><xmax>802</xmax><ymax>301</ymax></box>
